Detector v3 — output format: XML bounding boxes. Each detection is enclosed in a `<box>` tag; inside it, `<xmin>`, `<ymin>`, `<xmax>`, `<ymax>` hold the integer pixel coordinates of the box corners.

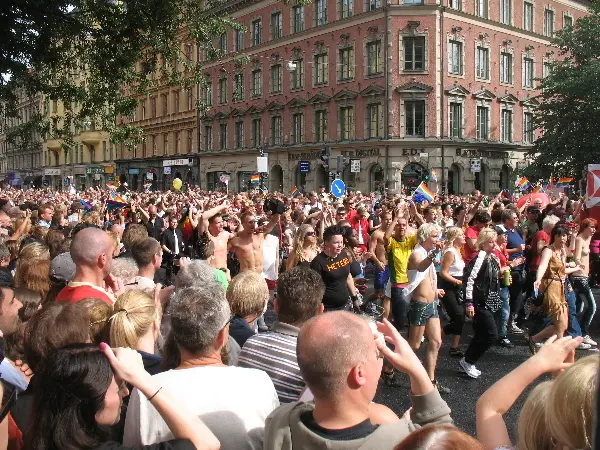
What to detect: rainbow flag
<box><xmin>250</xmin><ymin>174</ymin><xmax>260</xmax><ymax>184</ymax></box>
<box><xmin>531</xmin><ymin>185</ymin><xmax>544</xmax><ymax>193</ymax></box>
<box><xmin>106</xmin><ymin>183</ymin><xmax>118</xmax><ymax>191</ymax></box>
<box><xmin>79</xmin><ymin>199</ymin><xmax>93</xmax><ymax>210</ymax></box>
<box><xmin>106</xmin><ymin>190</ymin><xmax>129</xmax><ymax>209</ymax></box>
<box><xmin>290</xmin><ymin>186</ymin><xmax>300</xmax><ymax>197</ymax></box>
<box><xmin>430</xmin><ymin>170</ymin><xmax>438</xmax><ymax>182</ymax></box>
<box><xmin>414</xmin><ymin>182</ymin><xmax>435</xmax><ymax>202</ymax></box>
<box><xmin>555</xmin><ymin>177</ymin><xmax>574</xmax><ymax>187</ymax></box>
<box><xmin>515</xmin><ymin>177</ymin><xmax>531</xmax><ymax>191</ymax></box>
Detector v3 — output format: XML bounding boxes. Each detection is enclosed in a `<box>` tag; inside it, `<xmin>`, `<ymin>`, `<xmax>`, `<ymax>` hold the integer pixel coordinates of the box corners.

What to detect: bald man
<box><xmin>141</xmin><ymin>204</ymin><xmax>164</xmax><ymax>241</ymax></box>
<box><xmin>264</xmin><ymin>314</ymin><xmax>452</xmax><ymax>450</ymax></box>
<box><xmin>55</xmin><ymin>228</ymin><xmax>121</xmax><ymax>304</ymax></box>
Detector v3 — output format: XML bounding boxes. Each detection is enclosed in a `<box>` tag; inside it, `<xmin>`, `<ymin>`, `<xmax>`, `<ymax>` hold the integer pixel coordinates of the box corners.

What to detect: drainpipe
<box><xmin>440</xmin><ymin>5</ymin><xmax>446</xmax><ymax>195</ymax></box>
<box><xmin>384</xmin><ymin>1</ymin><xmax>392</xmax><ymax>190</ymax></box>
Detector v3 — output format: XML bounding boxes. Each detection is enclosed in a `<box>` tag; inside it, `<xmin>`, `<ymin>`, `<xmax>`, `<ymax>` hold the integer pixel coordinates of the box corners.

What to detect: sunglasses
<box><xmin>305</xmin><ymin>231</ymin><xmax>316</xmax><ymax>236</ymax></box>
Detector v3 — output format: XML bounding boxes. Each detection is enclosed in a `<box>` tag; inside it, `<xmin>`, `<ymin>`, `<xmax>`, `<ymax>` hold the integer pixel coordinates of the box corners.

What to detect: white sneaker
<box><xmin>459</xmin><ymin>358</ymin><xmax>481</xmax><ymax>378</ymax></box>
<box><xmin>577</xmin><ymin>342</ymin><xmax>593</xmax><ymax>350</ymax></box>
<box><xmin>510</xmin><ymin>324</ymin><xmax>524</xmax><ymax>334</ymax></box>
<box><xmin>583</xmin><ymin>335</ymin><xmax>598</xmax><ymax>346</ymax></box>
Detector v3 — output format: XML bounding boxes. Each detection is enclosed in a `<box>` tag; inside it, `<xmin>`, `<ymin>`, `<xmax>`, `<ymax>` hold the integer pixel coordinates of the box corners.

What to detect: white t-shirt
<box><xmin>123</xmin><ymin>365</ymin><xmax>279</xmax><ymax>449</ymax></box>
<box><xmin>262</xmin><ymin>234</ymin><xmax>279</xmax><ymax>282</ymax></box>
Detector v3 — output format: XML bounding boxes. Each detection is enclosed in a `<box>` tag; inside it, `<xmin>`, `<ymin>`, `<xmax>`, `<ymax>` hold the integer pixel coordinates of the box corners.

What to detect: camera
<box><xmin>264</xmin><ymin>198</ymin><xmax>285</xmax><ymax>215</ymax></box>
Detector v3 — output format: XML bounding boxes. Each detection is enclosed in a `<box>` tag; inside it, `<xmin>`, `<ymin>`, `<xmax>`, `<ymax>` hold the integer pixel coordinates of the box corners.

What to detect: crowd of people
<box><xmin>0</xmin><ymin>183</ymin><xmax>595</xmax><ymax>449</ymax></box>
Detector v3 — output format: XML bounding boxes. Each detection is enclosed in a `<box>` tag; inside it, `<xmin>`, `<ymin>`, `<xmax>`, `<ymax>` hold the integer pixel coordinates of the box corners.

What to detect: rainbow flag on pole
<box><xmin>250</xmin><ymin>174</ymin><xmax>260</xmax><ymax>184</ymax></box>
<box><xmin>531</xmin><ymin>184</ymin><xmax>544</xmax><ymax>193</ymax></box>
<box><xmin>555</xmin><ymin>177</ymin><xmax>574</xmax><ymax>188</ymax></box>
<box><xmin>414</xmin><ymin>182</ymin><xmax>435</xmax><ymax>202</ymax></box>
<box><xmin>515</xmin><ymin>177</ymin><xmax>531</xmax><ymax>191</ymax></box>
<box><xmin>290</xmin><ymin>186</ymin><xmax>301</xmax><ymax>197</ymax></box>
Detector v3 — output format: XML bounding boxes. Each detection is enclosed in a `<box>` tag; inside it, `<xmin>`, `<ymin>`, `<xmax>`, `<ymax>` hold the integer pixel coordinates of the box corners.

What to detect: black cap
<box><xmin>527</xmin><ymin>206</ymin><xmax>541</xmax><ymax>214</ymax></box>
<box><xmin>494</xmin><ymin>225</ymin><xmax>507</xmax><ymax>235</ymax></box>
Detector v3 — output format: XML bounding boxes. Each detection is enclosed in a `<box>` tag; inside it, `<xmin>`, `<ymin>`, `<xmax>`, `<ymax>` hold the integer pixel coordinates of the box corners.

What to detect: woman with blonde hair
<box><xmin>227</xmin><ymin>272</ymin><xmax>269</xmax><ymax>347</ymax></box>
<box><xmin>286</xmin><ymin>223</ymin><xmax>319</xmax><ymax>270</ymax></box>
<box><xmin>439</xmin><ymin>226</ymin><xmax>466</xmax><ymax>357</ymax></box>
<box><xmin>79</xmin><ymin>297</ymin><xmax>113</xmax><ymax>345</ymax></box>
<box><xmin>14</xmin><ymin>242</ymin><xmax>51</xmax><ymax>300</ymax></box>
<box><xmin>476</xmin><ymin>335</ymin><xmax>584</xmax><ymax>450</ymax></box>
<box><xmin>109</xmin><ymin>289</ymin><xmax>162</xmax><ymax>375</ymax></box>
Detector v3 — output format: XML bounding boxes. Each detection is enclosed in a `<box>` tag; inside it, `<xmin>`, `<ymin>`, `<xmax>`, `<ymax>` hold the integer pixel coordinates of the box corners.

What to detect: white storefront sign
<box><xmin>44</xmin><ymin>168</ymin><xmax>61</xmax><ymax>176</ymax></box>
<box><xmin>163</xmin><ymin>158</ymin><xmax>193</xmax><ymax>167</ymax></box>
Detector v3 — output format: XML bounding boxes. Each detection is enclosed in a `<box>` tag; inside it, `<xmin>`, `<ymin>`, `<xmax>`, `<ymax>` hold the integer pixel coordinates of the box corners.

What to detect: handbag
<box><xmin>485</xmin><ymin>290</ymin><xmax>502</xmax><ymax>313</ymax></box>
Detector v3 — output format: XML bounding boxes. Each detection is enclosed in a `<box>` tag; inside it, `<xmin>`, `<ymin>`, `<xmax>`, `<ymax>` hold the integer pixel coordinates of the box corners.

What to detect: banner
<box><xmin>586</xmin><ymin>164</ymin><xmax>600</xmax><ymax>208</ymax></box>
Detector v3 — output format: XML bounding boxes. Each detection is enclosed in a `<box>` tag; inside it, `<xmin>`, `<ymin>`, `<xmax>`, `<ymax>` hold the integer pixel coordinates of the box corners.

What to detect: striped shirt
<box><xmin>237</xmin><ymin>321</ymin><xmax>304</xmax><ymax>404</ymax></box>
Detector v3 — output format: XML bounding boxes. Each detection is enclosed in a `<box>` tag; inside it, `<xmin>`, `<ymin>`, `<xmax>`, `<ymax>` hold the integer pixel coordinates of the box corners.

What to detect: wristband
<box><xmin>147</xmin><ymin>386</ymin><xmax>163</xmax><ymax>402</ymax></box>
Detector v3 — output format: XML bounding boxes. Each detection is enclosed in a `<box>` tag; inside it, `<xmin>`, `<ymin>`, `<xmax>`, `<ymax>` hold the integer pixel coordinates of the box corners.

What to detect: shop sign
<box><xmin>86</xmin><ymin>166</ymin><xmax>104</xmax><ymax>175</ymax></box>
<box><xmin>341</xmin><ymin>148</ymin><xmax>380</xmax><ymax>158</ymax></box>
<box><xmin>163</xmin><ymin>158</ymin><xmax>193</xmax><ymax>167</ymax></box>
<box><xmin>456</xmin><ymin>149</ymin><xmax>507</xmax><ymax>159</ymax></box>
<box><xmin>128</xmin><ymin>168</ymin><xmax>140</xmax><ymax>175</ymax></box>
<box><xmin>44</xmin><ymin>168</ymin><xmax>61</xmax><ymax>176</ymax></box>
<box><xmin>299</xmin><ymin>161</ymin><xmax>310</xmax><ymax>173</ymax></box>
<box><xmin>104</xmin><ymin>166</ymin><xmax>115</xmax><ymax>174</ymax></box>
<box><xmin>289</xmin><ymin>150</ymin><xmax>321</xmax><ymax>161</ymax></box>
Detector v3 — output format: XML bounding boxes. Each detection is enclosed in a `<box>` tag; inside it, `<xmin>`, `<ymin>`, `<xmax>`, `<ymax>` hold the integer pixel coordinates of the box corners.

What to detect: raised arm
<box><xmin>408</xmin><ymin>200</ymin><xmax>424</xmax><ymax>226</ymax></box>
<box><xmin>262</xmin><ymin>213</ymin><xmax>281</xmax><ymax>236</ymax></box>
<box><xmin>199</xmin><ymin>202</ymin><xmax>229</xmax><ymax>234</ymax></box>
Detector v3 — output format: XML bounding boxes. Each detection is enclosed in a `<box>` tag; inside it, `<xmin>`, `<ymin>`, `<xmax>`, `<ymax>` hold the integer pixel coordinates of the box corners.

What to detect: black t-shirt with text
<box><xmin>310</xmin><ymin>252</ymin><xmax>351</xmax><ymax>308</ymax></box>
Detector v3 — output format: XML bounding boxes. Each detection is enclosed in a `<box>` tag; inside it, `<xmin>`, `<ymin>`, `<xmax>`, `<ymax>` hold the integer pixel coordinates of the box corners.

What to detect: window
<box><xmin>449</xmin><ymin>102</ymin><xmax>462</xmax><ymax>138</ymax></box>
<box><xmin>544</xmin><ymin>9</ymin><xmax>554</xmax><ymax>36</ymax></box>
<box><xmin>162</xmin><ymin>94</ymin><xmax>168</xmax><ymax>115</ymax></box>
<box><xmin>449</xmin><ymin>0</ymin><xmax>461</xmax><ymax>9</ymax></box>
<box><xmin>291</xmin><ymin>113</ymin><xmax>305</xmax><ymax>143</ymax></box>
<box><xmin>252</xmin><ymin>69</ymin><xmax>262</xmax><ymax>97</ymax></box>
<box><xmin>564</xmin><ymin>14</ymin><xmax>573</xmax><ymax>28</ymax></box>
<box><xmin>173</xmin><ymin>90</ymin><xmax>180</xmax><ymax>113</ymax></box>
<box><xmin>235</xmin><ymin>121</ymin><xmax>244</xmax><ymax>148</ymax></box>
<box><xmin>233</xmin><ymin>73</ymin><xmax>244</xmax><ymax>101</ymax></box>
<box><xmin>252</xmin><ymin>118</ymin><xmax>262</xmax><ymax>147</ymax></box>
<box><xmin>404</xmin><ymin>0</ymin><xmax>423</xmax><ymax>4</ymax></box>
<box><xmin>403</xmin><ymin>37</ymin><xmax>425</xmax><ymax>71</ymax></box>
<box><xmin>185</xmin><ymin>44</ymin><xmax>193</xmax><ymax>62</ymax></box>
<box><xmin>252</xmin><ymin>19</ymin><xmax>262</xmax><ymax>46</ymax></box>
<box><xmin>291</xmin><ymin>59</ymin><xmax>304</xmax><ymax>89</ymax></box>
<box><xmin>219</xmin><ymin>123</ymin><xmax>227</xmax><ymax>150</ymax></box>
<box><xmin>500</xmin><ymin>52</ymin><xmax>512</xmax><ymax>84</ymax></box>
<box><xmin>315</xmin><ymin>0</ymin><xmax>327</xmax><ymax>25</ymax></box>
<box><xmin>543</xmin><ymin>61</ymin><xmax>552</xmax><ymax>78</ymax></box>
<box><xmin>270</xmin><ymin>64</ymin><xmax>282</xmax><ymax>93</ymax></box>
<box><xmin>523</xmin><ymin>2</ymin><xmax>533</xmax><ymax>31</ymax></box>
<box><xmin>523</xmin><ymin>112</ymin><xmax>534</xmax><ymax>143</ymax></box>
<box><xmin>367</xmin><ymin>104</ymin><xmax>382</xmax><ymax>138</ymax></box>
<box><xmin>368</xmin><ymin>0</ymin><xmax>382</xmax><ymax>10</ymax></box>
<box><xmin>204</xmin><ymin>125</ymin><xmax>212</xmax><ymax>151</ymax></box>
<box><xmin>405</xmin><ymin>101</ymin><xmax>425</xmax><ymax>137</ymax></box>
<box><xmin>366</xmin><ymin>41</ymin><xmax>383</xmax><ymax>75</ymax></box>
<box><xmin>292</xmin><ymin>5</ymin><xmax>305</xmax><ymax>33</ymax></box>
<box><xmin>315</xmin><ymin>53</ymin><xmax>328</xmax><ymax>85</ymax></box>
<box><xmin>151</xmin><ymin>97</ymin><xmax>157</xmax><ymax>117</ymax></box>
<box><xmin>476</xmin><ymin>0</ymin><xmax>488</xmax><ymax>18</ymax></box>
<box><xmin>141</xmin><ymin>100</ymin><xmax>147</xmax><ymax>119</ymax></box>
<box><xmin>524</xmin><ymin>57</ymin><xmax>534</xmax><ymax>88</ymax></box>
<box><xmin>271</xmin><ymin>116</ymin><xmax>282</xmax><ymax>145</ymax></box>
<box><xmin>163</xmin><ymin>133</ymin><xmax>169</xmax><ymax>155</ymax></box>
<box><xmin>187</xmin><ymin>130</ymin><xmax>193</xmax><ymax>152</ymax></box>
<box><xmin>501</xmin><ymin>109</ymin><xmax>513</xmax><ymax>142</ymax></box>
<box><xmin>234</xmin><ymin>29</ymin><xmax>244</xmax><ymax>52</ymax></box>
<box><xmin>187</xmin><ymin>88</ymin><xmax>194</xmax><ymax>110</ymax></box>
<box><xmin>339</xmin><ymin>48</ymin><xmax>354</xmax><ymax>80</ymax></box>
<box><xmin>476</xmin><ymin>46</ymin><xmax>489</xmax><ymax>80</ymax></box>
<box><xmin>500</xmin><ymin>0</ymin><xmax>511</xmax><ymax>24</ymax></box>
<box><xmin>340</xmin><ymin>107</ymin><xmax>354</xmax><ymax>140</ymax></box>
<box><xmin>449</xmin><ymin>40</ymin><xmax>463</xmax><ymax>75</ymax></box>
<box><xmin>315</xmin><ymin>110</ymin><xmax>328</xmax><ymax>142</ymax></box>
<box><xmin>476</xmin><ymin>106</ymin><xmax>489</xmax><ymax>139</ymax></box>
<box><xmin>271</xmin><ymin>12</ymin><xmax>283</xmax><ymax>39</ymax></box>
<box><xmin>340</xmin><ymin>0</ymin><xmax>353</xmax><ymax>18</ymax></box>
<box><xmin>218</xmin><ymin>78</ymin><xmax>227</xmax><ymax>104</ymax></box>
<box><xmin>204</xmin><ymin>81</ymin><xmax>213</xmax><ymax>107</ymax></box>
<box><xmin>218</xmin><ymin>33</ymin><xmax>227</xmax><ymax>53</ymax></box>
<box><xmin>52</xmin><ymin>100</ymin><xmax>58</xmax><ymax>113</ymax></box>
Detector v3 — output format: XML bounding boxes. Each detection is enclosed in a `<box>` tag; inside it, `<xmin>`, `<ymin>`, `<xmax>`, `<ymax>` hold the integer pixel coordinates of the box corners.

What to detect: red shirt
<box><xmin>463</xmin><ymin>226</ymin><xmax>481</xmax><ymax>263</ymax></box>
<box><xmin>493</xmin><ymin>244</ymin><xmax>509</xmax><ymax>268</ymax></box>
<box><xmin>529</xmin><ymin>230</ymin><xmax>550</xmax><ymax>271</ymax></box>
<box><xmin>55</xmin><ymin>284</ymin><xmax>114</xmax><ymax>305</ymax></box>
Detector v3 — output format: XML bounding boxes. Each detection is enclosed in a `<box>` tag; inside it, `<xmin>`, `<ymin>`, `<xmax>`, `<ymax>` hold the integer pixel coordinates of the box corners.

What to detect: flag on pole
<box><xmin>515</xmin><ymin>177</ymin><xmax>531</xmax><ymax>191</ymax></box>
<box><xmin>413</xmin><ymin>182</ymin><xmax>435</xmax><ymax>202</ymax></box>
<box><xmin>430</xmin><ymin>170</ymin><xmax>438</xmax><ymax>182</ymax></box>
<box><xmin>290</xmin><ymin>186</ymin><xmax>301</xmax><ymax>197</ymax></box>
<box><xmin>250</xmin><ymin>174</ymin><xmax>260</xmax><ymax>184</ymax></box>
<box><xmin>106</xmin><ymin>190</ymin><xmax>129</xmax><ymax>209</ymax></box>
<box><xmin>531</xmin><ymin>184</ymin><xmax>544</xmax><ymax>193</ymax></box>
<box><xmin>555</xmin><ymin>177</ymin><xmax>574</xmax><ymax>188</ymax></box>
<box><xmin>79</xmin><ymin>199</ymin><xmax>93</xmax><ymax>210</ymax></box>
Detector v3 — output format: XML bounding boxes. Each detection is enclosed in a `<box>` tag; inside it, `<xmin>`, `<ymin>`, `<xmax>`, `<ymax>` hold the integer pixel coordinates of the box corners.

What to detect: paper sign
<box><xmin>586</xmin><ymin>164</ymin><xmax>600</xmax><ymax>208</ymax></box>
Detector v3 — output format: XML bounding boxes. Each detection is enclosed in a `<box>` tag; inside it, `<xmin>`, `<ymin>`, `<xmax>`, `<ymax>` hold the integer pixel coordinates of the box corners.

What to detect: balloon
<box><xmin>172</xmin><ymin>178</ymin><xmax>183</xmax><ymax>190</ymax></box>
<box><xmin>517</xmin><ymin>192</ymin><xmax>550</xmax><ymax>210</ymax></box>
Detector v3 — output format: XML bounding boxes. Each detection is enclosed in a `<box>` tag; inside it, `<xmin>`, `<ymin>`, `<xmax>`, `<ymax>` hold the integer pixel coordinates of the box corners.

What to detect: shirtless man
<box><xmin>199</xmin><ymin>201</ymin><xmax>232</xmax><ymax>270</ymax></box>
<box><xmin>404</xmin><ymin>223</ymin><xmax>447</xmax><ymax>394</ymax></box>
<box><xmin>229</xmin><ymin>209</ymin><xmax>281</xmax><ymax>273</ymax></box>
<box><xmin>369</xmin><ymin>211</ymin><xmax>393</xmax><ymax>312</ymax></box>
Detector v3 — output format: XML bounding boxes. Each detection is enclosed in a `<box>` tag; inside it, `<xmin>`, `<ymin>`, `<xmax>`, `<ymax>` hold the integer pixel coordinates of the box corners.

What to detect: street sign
<box><xmin>299</xmin><ymin>161</ymin><xmax>310</xmax><ymax>173</ymax></box>
<box><xmin>257</xmin><ymin>156</ymin><xmax>268</xmax><ymax>173</ymax></box>
<box><xmin>331</xmin><ymin>179</ymin><xmax>346</xmax><ymax>198</ymax></box>
<box><xmin>350</xmin><ymin>159</ymin><xmax>361</xmax><ymax>173</ymax></box>
<box><xmin>219</xmin><ymin>174</ymin><xmax>231</xmax><ymax>183</ymax></box>
<box><xmin>470</xmin><ymin>159</ymin><xmax>481</xmax><ymax>173</ymax></box>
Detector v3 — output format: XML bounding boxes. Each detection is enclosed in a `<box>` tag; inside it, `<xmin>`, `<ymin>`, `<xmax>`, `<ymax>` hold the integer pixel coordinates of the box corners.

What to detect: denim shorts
<box><xmin>374</xmin><ymin>265</ymin><xmax>390</xmax><ymax>290</ymax></box>
<box><xmin>408</xmin><ymin>299</ymin><xmax>439</xmax><ymax>326</ymax></box>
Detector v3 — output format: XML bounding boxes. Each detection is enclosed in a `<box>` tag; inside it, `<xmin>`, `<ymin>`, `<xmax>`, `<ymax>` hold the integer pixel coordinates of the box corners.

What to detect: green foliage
<box><xmin>526</xmin><ymin>2</ymin><xmax>600</xmax><ymax>180</ymax></box>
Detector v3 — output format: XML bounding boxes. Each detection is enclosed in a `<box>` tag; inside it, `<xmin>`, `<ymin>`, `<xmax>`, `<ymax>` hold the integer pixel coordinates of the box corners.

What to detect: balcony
<box><xmin>80</xmin><ymin>131</ymin><xmax>103</xmax><ymax>147</ymax></box>
<box><xmin>45</xmin><ymin>139</ymin><xmax>62</xmax><ymax>151</ymax></box>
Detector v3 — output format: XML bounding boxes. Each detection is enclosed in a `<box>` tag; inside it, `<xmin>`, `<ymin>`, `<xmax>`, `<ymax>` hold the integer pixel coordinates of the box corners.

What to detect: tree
<box><xmin>0</xmin><ymin>0</ymin><xmax>243</xmax><ymax>151</ymax></box>
<box><xmin>526</xmin><ymin>2</ymin><xmax>600</xmax><ymax>180</ymax></box>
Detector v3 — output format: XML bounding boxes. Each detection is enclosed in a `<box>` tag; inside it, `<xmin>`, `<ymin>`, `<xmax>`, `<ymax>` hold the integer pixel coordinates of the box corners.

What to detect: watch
<box><xmin>427</xmin><ymin>250</ymin><xmax>437</xmax><ymax>260</ymax></box>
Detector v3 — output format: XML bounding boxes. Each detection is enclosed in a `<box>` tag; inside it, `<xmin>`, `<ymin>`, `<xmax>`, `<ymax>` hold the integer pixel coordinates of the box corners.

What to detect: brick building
<box><xmin>194</xmin><ymin>0</ymin><xmax>588</xmax><ymax>194</ymax></box>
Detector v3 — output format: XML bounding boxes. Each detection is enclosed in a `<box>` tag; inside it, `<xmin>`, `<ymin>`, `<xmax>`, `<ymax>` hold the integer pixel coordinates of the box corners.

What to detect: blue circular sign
<box><xmin>331</xmin><ymin>179</ymin><xmax>346</xmax><ymax>198</ymax></box>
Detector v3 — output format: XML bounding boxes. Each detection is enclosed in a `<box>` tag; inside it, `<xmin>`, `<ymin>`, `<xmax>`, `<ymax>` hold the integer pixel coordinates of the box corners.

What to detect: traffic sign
<box><xmin>331</xmin><ymin>179</ymin><xmax>346</xmax><ymax>198</ymax></box>
<box><xmin>470</xmin><ymin>159</ymin><xmax>481</xmax><ymax>173</ymax></box>
<box><xmin>299</xmin><ymin>161</ymin><xmax>310</xmax><ymax>173</ymax></box>
<box><xmin>350</xmin><ymin>159</ymin><xmax>361</xmax><ymax>173</ymax></box>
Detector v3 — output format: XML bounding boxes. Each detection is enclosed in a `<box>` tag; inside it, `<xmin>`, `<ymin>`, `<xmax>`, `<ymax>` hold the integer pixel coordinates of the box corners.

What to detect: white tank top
<box><xmin>444</xmin><ymin>247</ymin><xmax>465</xmax><ymax>277</ymax></box>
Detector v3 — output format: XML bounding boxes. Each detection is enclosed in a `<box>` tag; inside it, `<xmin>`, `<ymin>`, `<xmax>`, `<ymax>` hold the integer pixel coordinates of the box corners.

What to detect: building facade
<box><xmin>193</xmin><ymin>0</ymin><xmax>588</xmax><ymax>194</ymax></box>
<box><xmin>0</xmin><ymin>91</ymin><xmax>44</xmax><ymax>187</ymax></box>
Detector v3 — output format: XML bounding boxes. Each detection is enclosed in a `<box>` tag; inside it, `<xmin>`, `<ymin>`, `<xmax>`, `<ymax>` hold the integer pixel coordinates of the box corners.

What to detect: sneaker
<box><xmin>449</xmin><ymin>347</ymin><xmax>464</xmax><ymax>358</ymax></box>
<box><xmin>509</xmin><ymin>324</ymin><xmax>524</xmax><ymax>334</ymax></box>
<box><xmin>498</xmin><ymin>338</ymin><xmax>515</xmax><ymax>348</ymax></box>
<box><xmin>459</xmin><ymin>358</ymin><xmax>481</xmax><ymax>379</ymax></box>
<box><xmin>577</xmin><ymin>342</ymin><xmax>593</xmax><ymax>350</ymax></box>
<box><xmin>583</xmin><ymin>335</ymin><xmax>598</xmax><ymax>346</ymax></box>
<box><xmin>433</xmin><ymin>380</ymin><xmax>451</xmax><ymax>394</ymax></box>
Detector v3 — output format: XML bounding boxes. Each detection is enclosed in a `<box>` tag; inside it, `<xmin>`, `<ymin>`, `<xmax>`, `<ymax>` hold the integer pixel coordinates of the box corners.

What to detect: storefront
<box><xmin>116</xmin><ymin>156</ymin><xmax>199</xmax><ymax>191</ymax></box>
<box><xmin>43</xmin><ymin>168</ymin><xmax>62</xmax><ymax>190</ymax></box>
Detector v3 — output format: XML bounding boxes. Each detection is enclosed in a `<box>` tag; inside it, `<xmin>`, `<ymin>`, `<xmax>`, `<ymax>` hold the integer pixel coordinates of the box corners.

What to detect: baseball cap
<box><xmin>494</xmin><ymin>225</ymin><xmax>507</xmax><ymax>235</ymax></box>
<box><xmin>527</xmin><ymin>206</ymin><xmax>541</xmax><ymax>214</ymax></box>
<box><xmin>50</xmin><ymin>252</ymin><xmax>76</xmax><ymax>282</ymax></box>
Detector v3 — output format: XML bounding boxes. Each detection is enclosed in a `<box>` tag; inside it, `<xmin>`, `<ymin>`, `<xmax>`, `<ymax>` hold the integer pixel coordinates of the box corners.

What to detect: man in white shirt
<box><xmin>129</xmin><ymin>237</ymin><xmax>162</xmax><ymax>292</ymax></box>
<box><xmin>302</xmin><ymin>192</ymin><xmax>322</xmax><ymax>215</ymax></box>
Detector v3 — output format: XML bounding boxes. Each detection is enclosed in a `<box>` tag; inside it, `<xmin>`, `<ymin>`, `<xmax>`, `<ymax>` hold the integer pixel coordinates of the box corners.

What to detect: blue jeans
<box><xmin>566</xmin><ymin>283</ymin><xmax>583</xmax><ymax>338</ymax></box>
<box><xmin>571</xmin><ymin>276</ymin><xmax>597</xmax><ymax>336</ymax></box>
<box><xmin>391</xmin><ymin>287</ymin><xmax>409</xmax><ymax>331</ymax></box>
<box><xmin>494</xmin><ymin>287</ymin><xmax>510</xmax><ymax>338</ymax></box>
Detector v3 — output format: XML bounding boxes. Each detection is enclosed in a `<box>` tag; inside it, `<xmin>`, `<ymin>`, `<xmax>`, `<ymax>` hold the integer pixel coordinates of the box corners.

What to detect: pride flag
<box><xmin>106</xmin><ymin>190</ymin><xmax>129</xmax><ymax>209</ymax></box>
<box><xmin>250</xmin><ymin>174</ymin><xmax>260</xmax><ymax>184</ymax></box>
<box><xmin>414</xmin><ymin>182</ymin><xmax>435</xmax><ymax>202</ymax></box>
<box><xmin>515</xmin><ymin>177</ymin><xmax>531</xmax><ymax>191</ymax></box>
<box><xmin>555</xmin><ymin>177</ymin><xmax>574</xmax><ymax>187</ymax></box>
<box><xmin>290</xmin><ymin>186</ymin><xmax>300</xmax><ymax>196</ymax></box>
<box><xmin>79</xmin><ymin>199</ymin><xmax>93</xmax><ymax>210</ymax></box>
<box><xmin>531</xmin><ymin>185</ymin><xmax>544</xmax><ymax>193</ymax></box>
<box><xmin>430</xmin><ymin>170</ymin><xmax>438</xmax><ymax>182</ymax></box>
